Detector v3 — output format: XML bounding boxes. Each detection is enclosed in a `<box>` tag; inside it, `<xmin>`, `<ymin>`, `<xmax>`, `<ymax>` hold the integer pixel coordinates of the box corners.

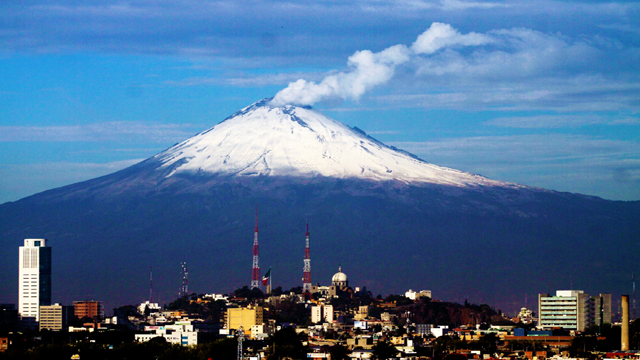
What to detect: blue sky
<box><xmin>1</xmin><ymin>0</ymin><xmax>639</xmax><ymax>203</ymax></box>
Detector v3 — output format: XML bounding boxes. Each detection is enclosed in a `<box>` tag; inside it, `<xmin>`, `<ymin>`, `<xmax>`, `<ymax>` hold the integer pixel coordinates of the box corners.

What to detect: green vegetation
<box><xmin>371</xmin><ymin>340</ymin><xmax>399</xmax><ymax>359</ymax></box>
<box><xmin>265</xmin><ymin>327</ymin><xmax>307</xmax><ymax>360</ymax></box>
<box><xmin>165</xmin><ymin>294</ymin><xmax>227</xmax><ymax>323</ymax></box>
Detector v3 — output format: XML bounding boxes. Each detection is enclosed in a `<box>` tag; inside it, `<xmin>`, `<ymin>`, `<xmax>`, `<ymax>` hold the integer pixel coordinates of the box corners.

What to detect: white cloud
<box><xmin>270</xmin><ymin>22</ymin><xmax>495</xmax><ymax>106</ymax></box>
<box><xmin>270</xmin><ymin>44</ymin><xmax>412</xmax><ymax>106</ymax></box>
<box><xmin>374</xmin><ymin>74</ymin><xmax>640</xmax><ymax>112</ymax></box>
<box><xmin>414</xmin><ymin>27</ymin><xmax>599</xmax><ymax>78</ymax></box>
<box><xmin>411</xmin><ymin>22</ymin><xmax>493</xmax><ymax>54</ymax></box>
<box><xmin>269</xmin><ymin>20</ymin><xmax>639</xmax><ymax>111</ymax></box>
<box><xmin>485</xmin><ymin>115</ymin><xmax>639</xmax><ymax>128</ymax></box>
<box><xmin>438</xmin><ymin>0</ymin><xmax>507</xmax><ymax>11</ymax></box>
<box><xmin>0</xmin><ymin>122</ymin><xmax>203</xmax><ymax>142</ymax></box>
<box><xmin>168</xmin><ymin>72</ymin><xmax>327</xmax><ymax>87</ymax></box>
<box><xmin>389</xmin><ymin>134</ymin><xmax>640</xmax><ymax>200</ymax></box>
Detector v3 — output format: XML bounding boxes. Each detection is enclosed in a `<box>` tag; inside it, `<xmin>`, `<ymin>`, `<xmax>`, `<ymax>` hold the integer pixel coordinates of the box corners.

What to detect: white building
<box><xmin>138</xmin><ymin>301</ymin><xmax>161</xmax><ymax>314</ymax></box>
<box><xmin>135</xmin><ymin>321</ymin><xmax>199</xmax><ymax>346</ymax></box>
<box><xmin>431</xmin><ymin>325</ymin><xmax>449</xmax><ymax>337</ymax></box>
<box><xmin>19</xmin><ymin>239</ymin><xmax>52</xmax><ymax>329</ymax></box>
<box><xmin>331</xmin><ymin>267</ymin><xmax>348</xmax><ymax>288</ymax></box>
<box><xmin>250</xmin><ymin>324</ymin><xmax>275</xmax><ymax>340</ymax></box>
<box><xmin>311</xmin><ymin>304</ymin><xmax>334</xmax><ymax>323</ymax></box>
<box><xmin>203</xmin><ymin>293</ymin><xmax>229</xmax><ymax>303</ymax></box>
<box><xmin>538</xmin><ymin>290</ymin><xmax>595</xmax><ymax>331</ymax></box>
<box><xmin>405</xmin><ymin>289</ymin><xmax>432</xmax><ymax>300</ymax></box>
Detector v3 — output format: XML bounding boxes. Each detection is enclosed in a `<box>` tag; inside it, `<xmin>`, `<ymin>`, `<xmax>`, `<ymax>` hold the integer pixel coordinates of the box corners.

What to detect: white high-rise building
<box><xmin>538</xmin><ymin>290</ymin><xmax>595</xmax><ymax>332</ymax></box>
<box><xmin>19</xmin><ymin>239</ymin><xmax>52</xmax><ymax>329</ymax></box>
<box><xmin>311</xmin><ymin>304</ymin><xmax>334</xmax><ymax>323</ymax></box>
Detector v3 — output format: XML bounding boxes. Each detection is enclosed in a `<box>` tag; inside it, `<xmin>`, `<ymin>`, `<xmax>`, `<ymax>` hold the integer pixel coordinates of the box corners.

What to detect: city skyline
<box><xmin>11</xmin><ymin>236</ymin><xmax>635</xmax><ymax>318</ymax></box>
<box><xmin>1</xmin><ymin>1</ymin><xmax>639</xmax><ymax>203</ymax></box>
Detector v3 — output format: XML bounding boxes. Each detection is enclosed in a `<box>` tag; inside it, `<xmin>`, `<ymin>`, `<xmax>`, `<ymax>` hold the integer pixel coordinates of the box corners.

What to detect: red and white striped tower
<box><xmin>303</xmin><ymin>222</ymin><xmax>312</xmax><ymax>294</ymax></box>
<box><xmin>251</xmin><ymin>206</ymin><xmax>261</xmax><ymax>289</ymax></box>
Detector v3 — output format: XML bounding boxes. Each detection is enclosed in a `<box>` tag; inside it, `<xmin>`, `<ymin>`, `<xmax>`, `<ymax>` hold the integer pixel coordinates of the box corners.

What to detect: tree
<box><xmin>266</xmin><ymin>327</ymin><xmax>308</xmax><ymax>360</ymax></box>
<box><xmin>148</xmin><ymin>336</ymin><xmax>168</xmax><ymax>344</ymax></box>
<box><xmin>444</xmin><ymin>354</ymin><xmax>468</xmax><ymax>360</ymax></box>
<box><xmin>372</xmin><ymin>340</ymin><xmax>399</xmax><ymax>360</ymax></box>
<box><xmin>287</xmin><ymin>286</ymin><xmax>303</xmax><ymax>294</ymax></box>
<box><xmin>271</xmin><ymin>286</ymin><xmax>284</xmax><ymax>296</ymax></box>
<box><xmin>198</xmin><ymin>338</ymin><xmax>238</xmax><ymax>360</ymax></box>
<box><xmin>234</xmin><ymin>286</ymin><xmax>265</xmax><ymax>301</ymax></box>
<box><xmin>385</xmin><ymin>294</ymin><xmax>413</xmax><ymax>306</ymax></box>
<box><xmin>114</xmin><ymin>304</ymin><xmax>140</xmax><ymax>317</ymax></box>
<box><xmin>329</xmin><ymin>344</ymin><xmax>351</xmax><ymax>360</ymax></box>
<box><xmin>478</xmin><ymin>333</ymin><xmax>499</xmax><ymax>354</ymax></box>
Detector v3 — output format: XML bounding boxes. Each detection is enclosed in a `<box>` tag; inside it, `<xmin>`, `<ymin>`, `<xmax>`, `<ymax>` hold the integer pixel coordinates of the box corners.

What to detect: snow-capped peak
<box><xmin>154</xmin><ymin>98</ymin><xmax>512</xmax><ymax>188</ymax></box>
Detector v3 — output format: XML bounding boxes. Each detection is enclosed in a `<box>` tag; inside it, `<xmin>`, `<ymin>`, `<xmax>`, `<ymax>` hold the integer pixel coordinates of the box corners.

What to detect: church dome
<box><xmin>331</xmin><ymin>266</ymin><xmax>348</xmax><ymax>287</ymax></box>
<box><xmin>332</xmin><ymin>271</ymin><xmax>347</xmax><ymax>283</ymax></box>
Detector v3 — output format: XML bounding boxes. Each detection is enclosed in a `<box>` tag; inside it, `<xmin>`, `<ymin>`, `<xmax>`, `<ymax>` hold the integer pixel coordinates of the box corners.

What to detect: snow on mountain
<box><xmin>155</xmin><ymin>98</ymin><xmax>518</xmax><ymax>188</ymax></box>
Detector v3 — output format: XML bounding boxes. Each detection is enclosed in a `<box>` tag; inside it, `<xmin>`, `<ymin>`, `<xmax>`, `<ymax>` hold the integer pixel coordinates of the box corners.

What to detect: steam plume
<box><xmin>270</xmin><ymin>22</ymin><xmax>492</xmax><ymax>107</ymax></box>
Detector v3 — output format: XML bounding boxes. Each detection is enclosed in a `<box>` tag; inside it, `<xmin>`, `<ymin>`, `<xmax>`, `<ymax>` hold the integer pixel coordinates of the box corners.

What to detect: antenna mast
<box><xmin>237</xmin><ymin>327</ymin><xmax>244</xmax><ymax>360</ymax></box>
<box><xmin>303</xmin><ymin>221</ymin><xmax>312</xmax><ymax>294</ymax></box>
<box><xmin>251</xmin><ymin>206</ymin><xmax>261</xmax><ymax>289</ymax></box>
<box><xmin>180</xmin><ymin>262</ymin><xmax>189</xmax><ymax>297</ymax></box>
<box><xmin>149</xmin><ymin>266</ymin><xmax>153</xmax><ymax>303</ymax></box>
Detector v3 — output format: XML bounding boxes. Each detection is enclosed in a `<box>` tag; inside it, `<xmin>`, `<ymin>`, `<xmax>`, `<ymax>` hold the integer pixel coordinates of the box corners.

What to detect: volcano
<box><xmin>1</xmin><ymin>99</ymin><xmax>638</xmax><ymax>313</ymax></box>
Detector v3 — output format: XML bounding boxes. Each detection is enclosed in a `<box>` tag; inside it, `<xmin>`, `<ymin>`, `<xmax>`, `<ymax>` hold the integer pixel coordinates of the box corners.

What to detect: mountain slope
<box><xmin>155</xmin><ymin>98</ymin><xmax>519</xmax><ymax>188</ymax></box>
<box><xmin>0</xmin><ymin>99</ymin><xmax>637</xmax><ymax>315</ymax></box>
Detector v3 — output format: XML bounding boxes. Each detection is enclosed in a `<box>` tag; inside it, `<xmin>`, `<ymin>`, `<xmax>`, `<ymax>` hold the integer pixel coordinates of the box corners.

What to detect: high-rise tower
<box><xmin>303</xmin><ymin>222</ymin><xmax>312</xmax><ymax>294</ymax></box>
<box><xmin>180</xmin><ymin>262</ymin><xmax>188</xmax><ymax>297</ymax></box>
<box><xmin>149</xmin><ymin>266</ymin><xmax>153</xmax><ymax>303</ymax></box>
<box><xmin>18</xmin><ymin>239</ymin><xmax>51</xmax><ymax>329</ymax></box>
<box><xmin>251</xmin><ymin>207</ymin><xmax>260</xmax><ymax>289</ymax></box>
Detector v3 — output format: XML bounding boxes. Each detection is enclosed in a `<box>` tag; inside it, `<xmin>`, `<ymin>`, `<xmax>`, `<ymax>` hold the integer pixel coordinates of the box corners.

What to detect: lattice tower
<box><xmin>303</xmin><ymin>222</ymin><xmax>312</xmax><ymax>294</ymax></box>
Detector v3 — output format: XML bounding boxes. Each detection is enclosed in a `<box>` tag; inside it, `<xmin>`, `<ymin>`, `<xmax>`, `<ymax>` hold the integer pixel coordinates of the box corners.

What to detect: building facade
<box><xmin>135</xmin><ymin>322</ymin><xmax>199</xmax><ymax>346</ymax></box>
<box><xmin>405</xmin><ymin>289</ymin><xmax>432</xmax><ymax>300</ymax></box>
<box><xmin>311</xmin><ymin>304</ymin><xmax>334</xmax><ymax>323</ymax></box>
<box><xmin>73</xmin><ymin>300</ymin><xmax>104</xmax><ymax>322</ymax></box>
<box><xmin>594</xmin><ymin>293</ymin><xmax>612</xmax><ymax>326</ymax></box>
<box><xmin>18</xmin><ymin>239</ymin><xmax>52</xmax><ymax>329</ymax></box>
<box><xmin>538</xmin><ymin>290</ymin><xmax>595</xmax><ymax>331</ymax></box>
<box><xmin>39</xmin><ymin>304</ymin><xmax>74</xmax><ymax>331</ymax></box>
<box><xmin>225</xmin><ymin>306</ymin><xmax>263</xmax><ymax>337</ymax></box>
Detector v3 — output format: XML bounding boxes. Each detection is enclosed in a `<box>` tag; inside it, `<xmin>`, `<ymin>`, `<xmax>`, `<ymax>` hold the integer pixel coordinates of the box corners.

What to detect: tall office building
<box><xmin>18</xmin><ymin>239</ymin><xmax>51</xmax><ymax>329</ymax></box>
<box><xmin>594</xmin><ymin>293</ymin><xmax>612</xmax><ymax>326</ymax></box>
<box><xmin>538</xmin><ymin>290</ymin><xmax>595</xmax><ymax>331</ymax></box>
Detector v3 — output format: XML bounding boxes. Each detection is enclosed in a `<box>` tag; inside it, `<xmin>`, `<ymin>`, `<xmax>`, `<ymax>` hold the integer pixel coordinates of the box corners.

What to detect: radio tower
<box><xmin>303</xmin><ymin>221</ymin><xmax>312</xmax><ymax>294</ymax></box>
<box><xmin>180</xmin><ymin>262</ymin><xmax>189</xmax><ymax>297</ymax></box>
<box><xmin>149</xmin><ymin>266</ymin><xmax>153</xmax><ymax>303</ymax></box>
<box><xmin>251</xmin><ymin>206</ymin><xmax>261</xmax><ymax>289</ymax></box>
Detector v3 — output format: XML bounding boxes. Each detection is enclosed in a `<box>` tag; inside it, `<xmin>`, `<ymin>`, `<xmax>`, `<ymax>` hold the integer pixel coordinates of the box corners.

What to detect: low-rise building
<box><xmin>135</xmin><ymin>321</ymin><xmax>200</xmax><ymax>346</ymax></box>
<box><xmin>73</xmin><ymin>300</ymin><xmax>104</xmax><ymax>322</ymax></box>
<box><xmin>138</xmin><ymin>301</ymin><xmax>161</xmax><ymax>315</ymax></box>
<box><xmin>39</xmin><ymin>304</ymin><xmax>74</xmax><ymax>331</ymax></box>
<box><xmin>405</xmin><ymin>289</ymin><xmax>432</xmax><ymax>300</ymax></box>
<box><xmin>225</xmin><ymin>306</ymin><xmax>264</xmax><ymax>338</ymax></box>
